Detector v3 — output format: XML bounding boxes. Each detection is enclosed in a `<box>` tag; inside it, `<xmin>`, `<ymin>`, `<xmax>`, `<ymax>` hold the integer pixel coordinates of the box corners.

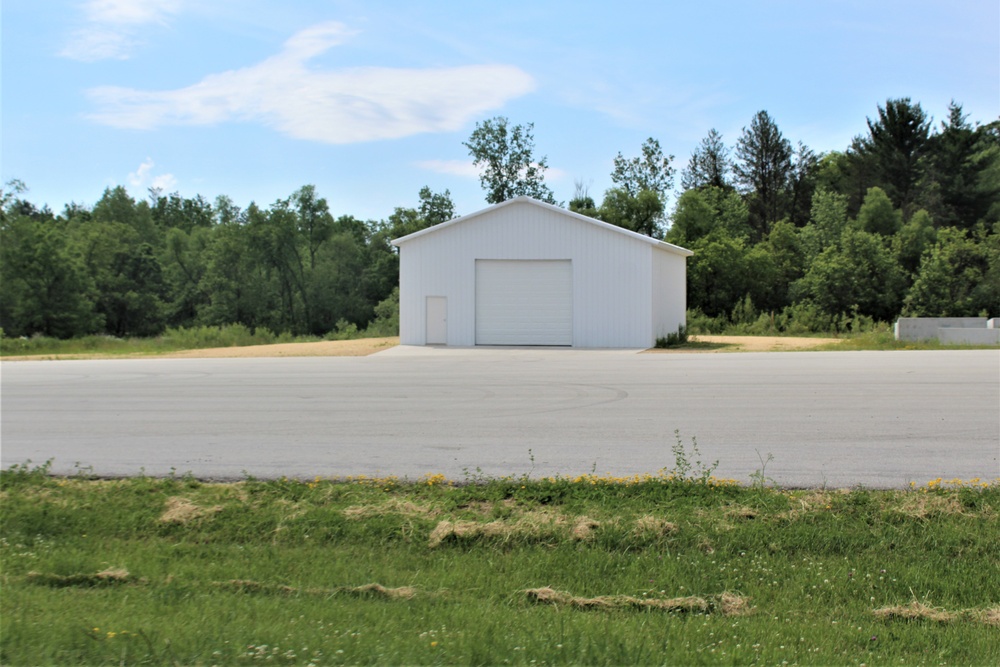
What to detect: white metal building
<box><xmin>390</xmin><ymin>196</ymin><xmax>693</xmax><ymax>348</ymax></box>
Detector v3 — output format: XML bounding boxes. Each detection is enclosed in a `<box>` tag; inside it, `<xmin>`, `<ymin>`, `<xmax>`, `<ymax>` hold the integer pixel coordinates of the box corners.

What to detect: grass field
<box><xmin>2</xmin><ymin>461</ymin><xmax>998</xmax><ymax>666</ymax></box>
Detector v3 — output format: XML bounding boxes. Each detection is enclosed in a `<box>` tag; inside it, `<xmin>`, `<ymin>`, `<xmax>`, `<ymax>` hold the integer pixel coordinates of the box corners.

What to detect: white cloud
<box><xmin>85</xmin><ymin>21</ymin><xmax>537</xmax><ymax>144</ymax></box>
<box><xmin>61</xmin><ymin>0</ymin><xmax>183</xmax><ymax>61</ymax></box>
<box><xmin>127</xmin><ymin>158</ymin><xmax>177</xmax><ymax>192</ymax></box>
<box><xmin>84</xmin><ymin>0</ymin><xmax>181</xmax><ymax>25</ymax></box>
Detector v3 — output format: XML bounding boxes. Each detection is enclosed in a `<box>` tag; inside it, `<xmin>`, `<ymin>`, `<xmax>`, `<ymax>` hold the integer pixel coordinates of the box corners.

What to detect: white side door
<box><xmin>425</xmin><ymin>296</ymin><xmax>447</xmax><ymax>345</ymax></box>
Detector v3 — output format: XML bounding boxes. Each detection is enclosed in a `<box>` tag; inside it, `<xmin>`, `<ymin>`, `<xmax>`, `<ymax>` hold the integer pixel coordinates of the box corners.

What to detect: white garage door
<box><xmin>475</xmin><ymin>260</ymin><xmax>573</xmax><ymax>346</ymax></box>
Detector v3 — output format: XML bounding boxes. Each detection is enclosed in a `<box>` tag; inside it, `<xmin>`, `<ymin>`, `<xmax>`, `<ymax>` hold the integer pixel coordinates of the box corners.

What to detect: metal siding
<box><xmin>651</xmin><ymin>248</ymin><xmax>687</xmax><ymax>343</ymax></box>
<box><xmin>398</xmin><ymin>200</ymin><xmax>670</xmax><ymax>347</ymax></box>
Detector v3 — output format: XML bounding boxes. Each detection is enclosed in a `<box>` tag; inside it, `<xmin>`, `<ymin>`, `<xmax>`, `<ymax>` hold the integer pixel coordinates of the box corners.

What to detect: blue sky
<box><xmin>3</xmin><ymin>0</ymin><xmax>998</xmax><ymax>221</ymax></box>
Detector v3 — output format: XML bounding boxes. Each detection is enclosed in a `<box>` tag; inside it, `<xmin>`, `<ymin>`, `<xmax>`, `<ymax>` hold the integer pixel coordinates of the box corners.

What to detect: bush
<box><xmin>655</xmin><ymin>325</ymin><xmax>688</xmax><ymax>348</ymax></box>
<box><xmin>685</xmin><ymin>308</ymin><xmax>725</xmax><ymax>334</ymax></box>
<box><xmin>364</xmin><ymin>287</ymin><xmax>399</xmax><ymax>337</ymax></box>
<box><xmin>161</xmin><ymin>324</ymin><xmax>260</xmax><ymax>348</ymax></box>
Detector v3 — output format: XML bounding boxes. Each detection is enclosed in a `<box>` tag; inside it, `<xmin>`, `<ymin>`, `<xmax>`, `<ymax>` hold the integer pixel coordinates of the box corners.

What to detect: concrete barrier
<box><xmin>937</xmin><ymin>328</ymin><xmax>1000</xmax><ymax>345</ymax></box>
<box><xmin>894</xmin><ymin>317</ymin><xmax>989</xmax><ymax>342</ymax></box>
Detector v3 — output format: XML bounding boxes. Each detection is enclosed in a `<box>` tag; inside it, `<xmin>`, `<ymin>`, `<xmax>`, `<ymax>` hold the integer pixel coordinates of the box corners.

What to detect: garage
<box><xmin>392</xmin><ymin>196</ymin><xmax>691</xmax><ymax>348</ymax></box>
<box><xmin>475</xmin><ymin>260</ymin><xmax>573</xmax><ymax>345</ymax></box>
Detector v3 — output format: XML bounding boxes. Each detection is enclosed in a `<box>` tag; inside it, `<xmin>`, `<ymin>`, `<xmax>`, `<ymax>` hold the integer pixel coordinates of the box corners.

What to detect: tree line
<box><xmin>2</xmin><ymin>98</ymin><xmax>998</xmax><ymax>340</ymax></box>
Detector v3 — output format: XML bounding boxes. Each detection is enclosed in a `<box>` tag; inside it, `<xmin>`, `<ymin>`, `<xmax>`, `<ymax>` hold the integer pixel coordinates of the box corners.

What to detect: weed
<box><xmin>0</xmin><ymin>459</ymin><xmax>52</xmax><ymax>490</ymax></box>
<box><xmin>665</xmin><ymin>430</ymin><xmax>719</xmax><ymax>483</ymax></box>
<box><xmin>749</xmin><ymin>450</ymin><xmax>775</xmax><ymax>490</ymax></box>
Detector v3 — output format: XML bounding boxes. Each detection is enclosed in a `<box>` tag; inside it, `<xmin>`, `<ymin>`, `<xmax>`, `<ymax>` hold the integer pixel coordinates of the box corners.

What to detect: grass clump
<box><xmin>2</xmin><ymin>465</ymin><xmax>999</xmax><ymax>665</ymax></box>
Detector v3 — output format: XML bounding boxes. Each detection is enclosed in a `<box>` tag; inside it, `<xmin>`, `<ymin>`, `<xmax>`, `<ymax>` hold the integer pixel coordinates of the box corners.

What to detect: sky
<box><xmin>3</xmin><ymin>0</ymin><xmax>999</xmax><ymax>222</ymax></box>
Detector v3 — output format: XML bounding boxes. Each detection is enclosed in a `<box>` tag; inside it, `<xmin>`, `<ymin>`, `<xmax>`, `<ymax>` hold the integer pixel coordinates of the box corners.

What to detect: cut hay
<box><xmin>160</xmin><ymin>496</ymin><xmax>222</xmax><ymax>524</ymax></box>
<box><xmin>873</xmin><ymin>600</ymin><xmax>1000</xmax><ymax>626</ymax></box>
<box><xmin>725</xmin><ymin>506</ymin><xmax>759</xmax><ymax>521</ymax></box>
<box><xmin>718</xmin><ymin>592</ymin><xmax>753</xmax><ymax>616</ymax></box>
<box><xmin>873</xmin><ymin>601</ymin><xmax>956</xmax><ymax>623</ymax></box>
<box><xmin>428</xmin><ymin>511</ymin><xmax>567</xmax><ymax>548</ymax></box>
<box><xmin>571</xmin><ymin>517</ymin><xmax>600</xmax><ymax>540</ymax></box>
<box><xmin>972</xmin><ymin>606</ymin><xmax>1000</xmax><ymax>627</ymax></box>
<box><xmin>27</xmin><ymin>567</ymin><xmax>138</xmax><ymax>587</ymax></box>
<box><xmin>214</xmin><ymin>579</ymin><xmax>417</xmax><ymax>600</ymax></box>
<box><xmin>891</xmin><ymin>493</ymin><xmax>971</xmax><ymax>519</ymax></box>
<box><xmin>525</xmin><ymin>587</ymin><xmax>751</xmax><ymax>616</ymax></box>
<box><xmin>634</xmin><ymin>516</ymin><xmax>678</xmax><ymax>536</ymax></box>
<box><xmin>525</xmin><ymin>587</ymin><xmax>708</xmax><ymax>613</ymax></box>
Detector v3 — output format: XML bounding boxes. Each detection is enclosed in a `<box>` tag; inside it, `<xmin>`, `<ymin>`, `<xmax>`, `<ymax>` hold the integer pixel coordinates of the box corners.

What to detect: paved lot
<box><xmin>2</xmin><ymin>348</ymin><xmax>998</xmax><ymax>488</ymax></box>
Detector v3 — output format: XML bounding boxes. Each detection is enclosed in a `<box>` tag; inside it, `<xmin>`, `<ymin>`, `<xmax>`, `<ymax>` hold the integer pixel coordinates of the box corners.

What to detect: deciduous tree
<box><xmin>464</xmin><ymin>117</ymin><xmax>556</xmax><ymax>204</ymax></box>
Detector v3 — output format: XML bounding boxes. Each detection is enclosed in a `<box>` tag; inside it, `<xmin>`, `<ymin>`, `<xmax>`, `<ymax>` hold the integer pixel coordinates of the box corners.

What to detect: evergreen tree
<box><xmin>733</xmin><ymin>110</ymin><xmax>793</xmax><ymax>240</ymax></box>
<box><xmin>681</xmin><ymin>129</ymin><xmax>731</xmax><ymax>191</ymax></box>
<box><xmin>853</xmin><ymin>98</ymin><xmax>931</xmax><ymax>211</ymax></box>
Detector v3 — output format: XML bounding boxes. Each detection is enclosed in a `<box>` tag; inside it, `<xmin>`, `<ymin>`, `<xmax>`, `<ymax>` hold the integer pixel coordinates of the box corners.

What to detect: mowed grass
<box><xmin>2</xmin><ymin>464</ymin><xmax>998</xmax><ymax>666</ymax></box>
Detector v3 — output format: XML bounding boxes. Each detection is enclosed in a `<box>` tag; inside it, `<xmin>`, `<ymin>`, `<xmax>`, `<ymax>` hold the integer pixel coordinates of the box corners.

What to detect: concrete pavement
<box><xmin>2</xmin><ymin>348</ymin><xmax>997</xmax><ymax>488</ymax></box>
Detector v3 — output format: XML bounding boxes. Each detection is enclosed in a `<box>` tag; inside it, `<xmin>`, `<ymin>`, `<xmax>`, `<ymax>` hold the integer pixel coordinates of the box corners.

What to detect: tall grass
<box><xmin>2</xmin><ymin>463</ymin><xmax>997</xmax><ymax>665</ymax></box>
<box><xmin>0</xmin><ymin>325</ymin><xmax>321</xmax><ymax>357</ymax></box>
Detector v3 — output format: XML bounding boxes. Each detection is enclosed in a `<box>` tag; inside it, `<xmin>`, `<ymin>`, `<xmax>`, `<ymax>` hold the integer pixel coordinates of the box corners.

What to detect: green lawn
<box><xmin>2</xmin><ymin>464</ymin><xmax>998</xmax><ymax>665</ymax></box>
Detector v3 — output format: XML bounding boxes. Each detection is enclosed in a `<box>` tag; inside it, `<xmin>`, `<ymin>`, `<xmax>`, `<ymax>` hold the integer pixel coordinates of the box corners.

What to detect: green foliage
<box><xmin>800</xmin><ymin>188</ymin><xmax>849</xmax><ymax>259</ymax></box>
<box><xmin>856</xmin><ymin>186</ymin><xmax>902</xmax><ymax>236</ymax></box>
<box><xmin>680</xmin><ymin>128</ymin><xmax>731</xmax><ymax>190</ymax></box>
<box><xmin>894</xmin><ymin>209</ymin><xmax>937</xmax><ymax>276</ymax></box>
<box><xmin>365</xmin><ymin>286</ymin><xmax>400</xmax><ymax>337</ymax></box>
<box><xmin>610</xmin><ymin>137</ymin><xmax>675</xmax><ymax>201</ymax></box>
<box><xmin>854</xmin><ymin>98</ymin><xmax>931</xmax><ymax>210</ymax></box>
<box><xmin>1</xmin><ymin>181</ymin><xmax>420</xmax><ymax>341</ymax></box>
<box><xmin>464</xmin><ymin>116</ymin><xmax>556</xmax><ymax>204</ymax></box>
<box><xmin>666</xmin><ymin>186</ymin><xmax>749</xmax><ymax>245</ymax></box>
<box><xmin>793</xmin><ymin>227</ymin><xmax>906</xmax><ymax>322</ymax></box>
<box><xmin>596</xmin><ymin>187</ymin><xmax>664</xmax><ymax>237</ymax></box>
<box><xmin>903</xmin><ymin>226</ymin><xmax>1000</xmax><ymax>316</ymax></box>
<box><xmin>686</xmin><ymin>233</ymin><xmax>779</xmax><ymax>318</ymax></box>
<box><xmin>0</xmin><ymin>217</ymin><xmax>100</xmax><ymax>338</ymax></box>
<box><xmin>734</xmin><ymin>110</ymin><xmax>794</xmax><ymax>239</ymax></box>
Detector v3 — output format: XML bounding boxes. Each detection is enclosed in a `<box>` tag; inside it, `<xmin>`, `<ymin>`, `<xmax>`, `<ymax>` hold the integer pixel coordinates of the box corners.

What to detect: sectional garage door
<box><xmin>475</xmin><ymin>260</ymin><xmax>573</xmax><ymax>345</ymax></box>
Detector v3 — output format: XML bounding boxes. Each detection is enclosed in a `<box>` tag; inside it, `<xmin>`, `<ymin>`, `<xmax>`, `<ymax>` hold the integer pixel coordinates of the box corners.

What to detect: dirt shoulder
<box><xmin>4</xmin><ymin>335</ymin><xmax>843</xmax><ymax>361</ymax></box>
<box><xmin>644</xmin><ymin>335</ymin><xmax>840</xmax><ymax>353</ymax></box>
<box><xmin>3</xmin><ymin>337</ymin><xmax>400</xmax><ymax>361</ymax></box>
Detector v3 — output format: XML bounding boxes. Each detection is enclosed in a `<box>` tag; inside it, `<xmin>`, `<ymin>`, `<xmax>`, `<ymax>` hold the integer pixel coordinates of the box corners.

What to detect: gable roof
<box><xmin>390</xmin><ymin>196</ymin><xmax>694</xmax><ymax>257</ymax></box>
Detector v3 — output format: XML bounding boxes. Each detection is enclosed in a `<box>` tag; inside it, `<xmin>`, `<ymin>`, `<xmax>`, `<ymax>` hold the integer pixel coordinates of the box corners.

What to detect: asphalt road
<box><xmin>2</xmin><ymin>347</ymin><xmax>998</xmax><ymax>488</ymax></box>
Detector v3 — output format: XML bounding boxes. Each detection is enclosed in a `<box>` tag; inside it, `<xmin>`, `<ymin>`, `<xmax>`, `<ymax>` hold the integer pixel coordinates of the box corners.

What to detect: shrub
<box><xmin>655</xmin><ymin>325</ymin><xmax>688</xmax><ymax>348</ymax></box>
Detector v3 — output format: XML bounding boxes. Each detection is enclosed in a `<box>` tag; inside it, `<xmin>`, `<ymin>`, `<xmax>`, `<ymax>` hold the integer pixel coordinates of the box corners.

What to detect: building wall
<box><xmin>398</xmin><ymin>200</ymin><xmax>686</xmax><ymax>347</ymax></box>
<box><xmin>651</xmin><ymin>247</ymin><xmax>687</xmax><ymax>342</ymax></box>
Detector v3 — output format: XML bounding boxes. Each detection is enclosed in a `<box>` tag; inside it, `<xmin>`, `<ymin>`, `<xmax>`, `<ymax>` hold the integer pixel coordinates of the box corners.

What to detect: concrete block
<box><xmin>988</xmin><ymin>318</ymin><xmax>998</xmax><ymax>329</ymax></box>
<box><xmin>936</xmin><ymin>328</ymin><xmax>1000</xmax><ymax>345</ymax></box>
<box><xmin>894</xmin><ymin>317</ymin><xmax>988</xmax><ymax>341</ymax></box>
